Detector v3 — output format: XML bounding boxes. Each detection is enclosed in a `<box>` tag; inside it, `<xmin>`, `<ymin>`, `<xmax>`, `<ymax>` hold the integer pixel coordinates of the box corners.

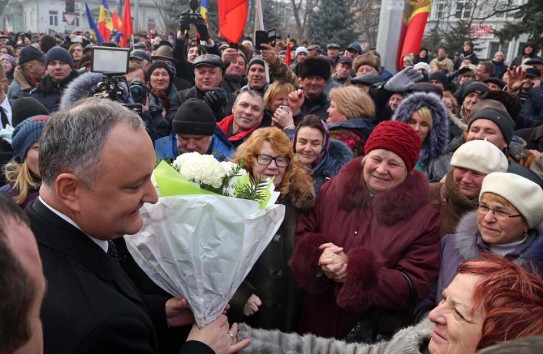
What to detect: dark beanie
<box><xmin>248</xmin><ymin>55</ymin><xmax>265</xmax><ymax>69</ymax></box>
<box><xmin>462</xmin><ymin>81</ymin><xmax>489</xmax><ymax>101</ymax></box>
<box><xmin>146</xmin><ymin>60</ymin><xmax>174</xmax><ymax>93</ymax></box>
<box><xmin>18</xmin><ymin>46</ymin><xmax>44</xmax><ymax>65</ymax></box>
<box><xmin>172</xmin><ymin>98</ymin><xmax>216</xmax><ymax>136</ymax></box>
<box><xmin>11</xmin><ymin>97</ymin><xmax>49</xmax><ymax>127</ymax></box>
<box><xmin>45</xmin><ymin>47</ymin><xmax>74</xmax><ymax>68</ymax></box>
<box><xmin>299</xmin><ymin>57</ymin><xmax>331</xmax><ymax>81</ymax></box>
<box><xmin>429</xmin><ymin>71</ymin><xmax>447</xmax><ymax>87</ymax></box>
<box><xmin>364</xmin><ymin>120</ymin><xmax>422</xmax><ymax>172</ymax></box>
<box><xmin>11</xmin><ymin>115</ymin><xmax>49</xmax><ymax>163</ymax></box>
<box><xmin>468</xmin><ymin>108</ymin><xmax>515</xmax><ymax>145</ymax></box>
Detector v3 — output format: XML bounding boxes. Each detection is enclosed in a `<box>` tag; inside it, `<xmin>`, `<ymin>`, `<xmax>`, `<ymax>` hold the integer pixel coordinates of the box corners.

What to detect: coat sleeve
<box><xmin>337</xmin><ymin>207</ymin><xmax>441</xmax><ymax>312</ymax></box>
<box><xmin>268</xmin><ymin>55</ymin><xmax>298</xmax><ymax>88</ymax></box>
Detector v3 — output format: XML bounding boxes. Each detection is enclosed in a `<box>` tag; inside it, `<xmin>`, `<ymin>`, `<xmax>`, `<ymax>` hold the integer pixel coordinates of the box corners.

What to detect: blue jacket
<box><xmin>154</xmin><ymin>127</ymin><xmax>235</xmax><ymax>162</ymax></box>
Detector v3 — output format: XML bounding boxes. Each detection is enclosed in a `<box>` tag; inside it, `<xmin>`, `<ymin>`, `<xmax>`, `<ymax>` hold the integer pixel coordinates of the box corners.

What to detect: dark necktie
<box><xmin>0</xmin><ymin>107</ymin><xmax>8</xmax><ymax>128</ymax></box>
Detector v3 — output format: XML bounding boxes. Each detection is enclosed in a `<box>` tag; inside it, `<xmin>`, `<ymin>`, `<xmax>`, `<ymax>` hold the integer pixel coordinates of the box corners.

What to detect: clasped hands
<box><xmin>318</xmin><ymin>242</ymin><xmax>348</xmax><ymax>283</ymax></box>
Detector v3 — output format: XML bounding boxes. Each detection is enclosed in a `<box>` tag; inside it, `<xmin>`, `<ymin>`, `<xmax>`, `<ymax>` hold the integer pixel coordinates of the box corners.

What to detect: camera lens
<box><xmin>129</xmin><ymin>85</ymin><xmax>145</xmax><ymax>103</ymax></box>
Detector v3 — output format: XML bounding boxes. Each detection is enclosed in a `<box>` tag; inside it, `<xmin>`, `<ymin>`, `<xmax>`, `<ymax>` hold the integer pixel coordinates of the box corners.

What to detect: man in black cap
<box><xmin>289</xmin><ymin>56</ymin><xmax>331</xmax><ymax>122</ymax></box>
<box><xmin>457</xmin><ymin>81</ymin><xmax>489</xmax><ymax>125</ymax></box>
<box><xmin>429</xmin><ymin>71</ymin><xmax>448</xmax><ymax>92</ymax></box>
<box><xmin>155</xmin><ymin>98</ymin><xmax>234</xmax><ymax>161</ymax></box>
<box><xmin>327</xmin><ymin>43</ymin><xmax>341</xmax><ymax>65</ymax></box>
<box><xmin>514</xmin><ymin>67</ymin><xmax>543</xmax><ymax>125</ymax></box>
<box><xmin>31</xmin><ymin>47</ymin><xmax>79</xmax><ymax>112</ymax></box>
<box><xmin>167</xmin><ymin>54</ymin><xmax>234</xmax><ymax>123</ymax></box>
<box><xmin>130</xmin><ymin>50</ymin><xmax>152</xmax><ymax>71</ymax></box>
<box><xmin>7</xmin><ymin>46</ymin><xmax>46</xmax><ymax>100</ymax></box>
<box><xmin>455</xmin><ymin>40</ymin><xmax>479</xmax><ymax>70</ymax></box>
<box><xmin>332</xmin><ymin>56</ymin><xmax>352</xmax><ymax>85</ymax></box>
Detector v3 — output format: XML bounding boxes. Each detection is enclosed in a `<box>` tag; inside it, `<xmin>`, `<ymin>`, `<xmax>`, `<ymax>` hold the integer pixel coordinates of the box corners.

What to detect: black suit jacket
<box><xmin>27</xmin><ymin>199</ymin><xmax>214</xmax><ymax>354</ymax></box>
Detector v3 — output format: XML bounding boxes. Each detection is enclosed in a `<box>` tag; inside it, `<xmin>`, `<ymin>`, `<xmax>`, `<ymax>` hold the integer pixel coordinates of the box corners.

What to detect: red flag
<box><xmin>286</xmin><ymin>35</ymin><xmax>292</xmax><ymax>67</ymax></box>
<box><xmin>398</xmin><ymin>0</ymin><xmax>433</xmax><ymax>70</ymax></box>
<box><xmin>218</xmin><ymin>0</ymin><xmax>248</xmax><ymax>44</ymax></box>
<box><xmin>120</xmin><ymin>0</ymin><xmax>133</xmax><ymax>48</ymax></box>
<box><xmin>112</xmin><ymin>10</ymin><xmax>122</xmax><ymax>31</ymax></box>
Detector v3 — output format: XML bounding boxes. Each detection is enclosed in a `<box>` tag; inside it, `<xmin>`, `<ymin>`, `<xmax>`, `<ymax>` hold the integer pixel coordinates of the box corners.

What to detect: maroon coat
<box><xmin>289</xmin><ymin>157</ymin><xmax>440</xmax><ymax>339</ymax></box>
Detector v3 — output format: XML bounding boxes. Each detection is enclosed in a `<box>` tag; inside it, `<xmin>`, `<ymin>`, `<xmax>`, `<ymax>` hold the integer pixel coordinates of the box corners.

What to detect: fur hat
<box><xmin>365</xmin><ymin>120</ymin><xmax>422</xmax><ymax>172</ymax></box>
<box><xmin>298</xmin><ymin>56</ymin><xmax>331</xmax><ymax>80</ymax></box>
<box><xmin>468</xmin><ymin>108</ymin><xmax>515</xmax><ymax>145</ymax></box>
<box><xmin>11</xmin><ymin>97</ymin><xmax>49</xmax><ymax>127</ymax></box>
<box><xmin>45</xmin><ymin>47</ymin><xmax>74</xmax><ymax>68</ymax></box>
<box><xmin>450</xmin><ymin>140</ymin><xmax>508</xmax><ymax>175</ymax></box>
<box><xmin>172</xmin><ymin>98</ymin><xmax>216</xmax><ymax>136</ymax></box>
<box><xmin>11</xmin><ymin>115</ymin><xmax>49</xmax><ymax>163</ymax></box>
<box><xmin>392</xmin><ymin>92</ymin><xmax>449</xmax><ymax>164</ymax></box>
<box><xmin>480</xmin><ymin>172</ymin><xmax>543</xmax><ymax>229</ymax></box>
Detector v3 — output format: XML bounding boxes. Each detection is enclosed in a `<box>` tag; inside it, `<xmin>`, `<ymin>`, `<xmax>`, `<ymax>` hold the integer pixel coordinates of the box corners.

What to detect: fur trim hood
<box><xmin>454</xmin><ymin>210</ymin><xmax>543</xmax><ymax>269</ymax></box>
<box><xmin>60</xmin><ymin>72</ymin><xmax>131</xmax><ymax>110</ymax></box>
<box><xmin>312</xmin><ymin>138</ymin><xmax>353</xmax><ymax>178</ymax></box>
<box><xmin>13</xmin><ymin>67</ymin><xmax>33</xmax><ymax>91</ymax></box>
<box><xmin>393</xmin><ymin>92</ymin><xmax>449</xmax><ymax>164</ymax></box>
<box><xmin>334</xmin><ymin>157</ymin><xmax>430</xmax><ymax>225</ymax></box>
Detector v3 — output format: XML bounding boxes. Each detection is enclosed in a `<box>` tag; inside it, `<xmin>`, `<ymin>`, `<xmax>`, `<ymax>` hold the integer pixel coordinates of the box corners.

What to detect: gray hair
<box><xmin>40</xmin><ymin>97</ymin><xmax>146</xmax><ymax>188</ymax></box>
<box><xmin>234</xmin><ymin>88</ymin><xmax>264</xmax><ymax>107</ymax></box>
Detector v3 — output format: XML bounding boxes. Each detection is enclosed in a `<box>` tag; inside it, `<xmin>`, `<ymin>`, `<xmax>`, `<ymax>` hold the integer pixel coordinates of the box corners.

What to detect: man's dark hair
<box><xmin>39</xmin><ymin>34</ymin><xmax>57</xmax><ymax>54</ymax></box>
<box><xmin>0</xmin><ymin>194</ymin><xmax>33</xmax><ymax>354</ymax></box>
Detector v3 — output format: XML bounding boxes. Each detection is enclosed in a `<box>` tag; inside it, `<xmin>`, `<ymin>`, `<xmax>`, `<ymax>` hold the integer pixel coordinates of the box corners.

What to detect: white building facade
<box><xmin>427</xmin><ymin>0</ymin><xmax>534</xmax><ymax>64</ymax></box>
<box><xmin>2</xmin><ymin>0</ymin><xmax>166</xmax><ymax>35</ymax></box>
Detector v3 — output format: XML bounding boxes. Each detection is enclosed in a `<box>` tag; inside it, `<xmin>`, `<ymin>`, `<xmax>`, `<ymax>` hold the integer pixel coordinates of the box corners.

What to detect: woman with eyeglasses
<box><xmin>293</xmin><ymin>115</ymin><xmax>353</xmax><ymax>193</ymax></box>
<box><xmin>228</xmin><ymin>127</ymin><xmax>315</xmax><ymax>332</ymax></box>
<box><xmin>431</xmin><ymin>172</ymin><xmax>543</xmax><ymax>315</ymax></box>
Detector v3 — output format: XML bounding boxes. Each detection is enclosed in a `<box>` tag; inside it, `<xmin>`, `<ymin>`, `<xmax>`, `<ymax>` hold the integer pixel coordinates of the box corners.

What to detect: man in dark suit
<box><xmin>28</xmin><ymin>97</ymin><xmax>249</xmax><ymax>354</ymax></box>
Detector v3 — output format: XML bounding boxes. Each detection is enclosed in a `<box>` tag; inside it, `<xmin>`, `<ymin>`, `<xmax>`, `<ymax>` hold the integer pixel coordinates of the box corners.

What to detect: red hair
<box><xmin>458</xmin><ymin>253</ymin><xmax>543</xmax><ymax>349</ymax></box>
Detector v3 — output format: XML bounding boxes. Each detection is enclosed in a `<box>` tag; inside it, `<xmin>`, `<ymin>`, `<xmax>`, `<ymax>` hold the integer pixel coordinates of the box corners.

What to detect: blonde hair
<box><xmin>263</xmin><ymin>81</ymin><xmax>297</xmax><ymax>111</ymax></box>
<box><xmin>329</xmin><ymin>86</ymin><xmax>375</xmax><ymax>119</ymax></box>
<box><xmin>442</xmin><ymin>91</ymin><xmax>459</xmax><ymax>114</ymax></box>
<box><xmin>414</xmin><ymin>106</ymin><xmax>433</xmax><ymax>130</ymax></box>
<box><xmin>3</xmin><ymin>160</ymin><xmax>40</xmax><ymax>205</ymax></box>
<box><xmin>231</xmin><ymin>127</ymin><xmax>311</xmax><ymax>196</ymax></box>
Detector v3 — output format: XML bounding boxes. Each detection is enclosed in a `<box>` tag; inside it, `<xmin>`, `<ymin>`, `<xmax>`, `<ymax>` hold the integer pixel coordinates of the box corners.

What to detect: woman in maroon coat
<box><xmin>289</xmin><ymin>120</ymin><xmax>441</xmax><ymax>342</ymax></box>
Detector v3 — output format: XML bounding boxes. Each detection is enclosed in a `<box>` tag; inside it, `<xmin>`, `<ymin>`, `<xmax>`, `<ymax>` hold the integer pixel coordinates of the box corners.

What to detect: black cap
<box><xmin>469</xmin><ymin>108</ymin><xmax>515</xmax><ymax>144</ymax></box>
<box><xmin>19</xmin><ymin>46</ymin><xmax>44</xmax><ymax>65</ymax></box>
<box><xmin>172</xmin><ymin>98</ymin><xmax>217</xmax><ymax>136</ymax></box>
<box><xmin>462</xmin><ymin>81</ymin><xmax>489</xmax><ymax>101</ymax></box>
<box><xmin>193</xmin><ymin>54</ymin><xmax>223</xmax><ymax>69</ymax></box>
<box><xmin>327</xmin><ymin>43</ymin><xmax>340</xmax><ymax>50</ymax></box>
<box><xmin>130</xmin><ymin>50</ymin><xmax>151</xmax><ymax>63</ymax></box>
<box><xmin>337</xmin><ymin>56</ymin><xmax>352</xmax><ymax>65</ymax></box>
<box><xmin>429</xmin><ymin>71</ymin><xmax>447</xmax><ymax>87</ymax></box>
<box><xmin>483</xmin><ymin>77</ymin><xmax>506</xmax><ymax>89</ymax></box>
<box><xmin>525</xmin><ymin>67</ymin><xmax>541</xmax><ymax>78</ymax></box>
<box><xmin>409</xmin><ymin>82</ymin><xmax>444</xmax><ymax>97</ymax></box>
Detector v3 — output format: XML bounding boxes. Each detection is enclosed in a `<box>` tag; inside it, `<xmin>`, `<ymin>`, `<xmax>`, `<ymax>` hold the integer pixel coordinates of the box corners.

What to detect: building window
<box><xmin>148</xmin><ymin>18</ymin><xmax>155</xmax><ymax>31</ymax></box>
<box><xmin>455</xmin><ymin>0</ymin><xmax>473</xmax><ymax>19</ymax></box>
<box><xmin>435</xmin><ymin>0</ymin><xmax>448</xmax><ymax>20</ymax></box>
<box><xmin>75</xmin><ymin>16</ymin><xmax>79</xmax><ymax>27</ymax></box>
<box><xmin>49</xmin><ymin>11</ymin><xmax>58</xmax><ymax>26</ymax></box>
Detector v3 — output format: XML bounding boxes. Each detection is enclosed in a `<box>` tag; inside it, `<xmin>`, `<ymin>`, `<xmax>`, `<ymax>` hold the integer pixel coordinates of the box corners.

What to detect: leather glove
<box><xmin>384</xmin><ymin>67</ymin><xmax>423</xmax><ymax>92</ymax></box>
<box><xmin>179</xmin><ymin>12</ymin><xmax>190</xmax><ymax>32</ymax></box>
<box><xmin>203</xmin><ymin>87</ymin><xmax>227</xmax><ymax>112</ymax></box>
<box><xmin>194</xmin><ymin>14</ymin><xmax>210</xmax><ymax>41</ymax></box>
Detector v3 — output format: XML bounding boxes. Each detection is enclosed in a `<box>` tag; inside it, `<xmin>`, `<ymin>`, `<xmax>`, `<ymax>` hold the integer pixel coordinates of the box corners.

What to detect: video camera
<box><xmin>91</xmin><ymin>46</ymin><xmax>145</xmax><ymax>112</ymax></box>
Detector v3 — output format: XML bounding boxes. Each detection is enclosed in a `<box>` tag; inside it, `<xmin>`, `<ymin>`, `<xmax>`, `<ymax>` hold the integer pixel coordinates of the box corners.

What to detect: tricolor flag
<box><xmin>201</xmin><ymin>0</ymin><xmax>209</xmax><ymax>23</ymax></box>
<box><xmin>218</xmin><ymin>0</ymin><xmax>248</xmax><ymax>44</ymax></box>
<box><xmin>399</xmin><ymin>0</ymin><xmax>433</xmax><ymax>70</ymax></box>
<box><xmin>98</xmin><ymin>0</ymin><xmax>114</xmax><ymax>42</ymax></box>
<box><xmin>85</xmin><ymin>3</ymin><xmax>104</xmax><ymax>44</ymax></box>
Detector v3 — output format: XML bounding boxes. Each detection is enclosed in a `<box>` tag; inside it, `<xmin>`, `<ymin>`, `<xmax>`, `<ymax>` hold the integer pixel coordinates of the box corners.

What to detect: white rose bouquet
<box><xmin>125</xmin><ymin>154</ymin><xmax>285</xmax><ymax>327</ymax></box>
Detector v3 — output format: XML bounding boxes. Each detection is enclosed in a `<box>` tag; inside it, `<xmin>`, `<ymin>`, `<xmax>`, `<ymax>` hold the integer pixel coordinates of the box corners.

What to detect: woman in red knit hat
<box><xmin>289</xmin><ymin>120</ymin><xmax>441</xmax><ymax>342</ymax></box>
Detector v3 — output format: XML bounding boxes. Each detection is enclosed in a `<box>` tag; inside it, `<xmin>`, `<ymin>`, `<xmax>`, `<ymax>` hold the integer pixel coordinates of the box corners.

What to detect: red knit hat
<box><xmin>364</xmin><ymin>120</ymin><xmax>422</xmax><ymax>172</ymax></box>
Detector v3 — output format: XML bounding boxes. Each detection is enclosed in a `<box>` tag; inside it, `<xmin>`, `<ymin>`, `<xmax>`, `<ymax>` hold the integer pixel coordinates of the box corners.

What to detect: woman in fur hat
<box><xmin>393</xmin><ymin>91</ymin><xmax>449</xmax><ymax>181</ymax></box>
<box><xmin>289</xmin><ymin>121</ymin><xmax>440</xmax><ymax>341</ymax></box>
<box><xmin>228</xmin><ymin>127</ymin><xmax>316</xmax><ymax>332</ymax></box>
<box><xmin>294</xmin><ymin>115</ymin><xmax>353</xmax><ymax>193</ymax></box>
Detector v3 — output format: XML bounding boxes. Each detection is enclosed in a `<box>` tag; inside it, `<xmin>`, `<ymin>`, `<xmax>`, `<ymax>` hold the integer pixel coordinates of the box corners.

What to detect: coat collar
<box><xmin>334</xmin><ymin>157</ymin><xmax>430</xmax><ymax>225</ymax></box>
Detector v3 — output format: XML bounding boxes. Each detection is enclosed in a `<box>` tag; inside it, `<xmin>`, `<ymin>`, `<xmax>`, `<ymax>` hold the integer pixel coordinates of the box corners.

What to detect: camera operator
<box><xmin>60</xmin><ymin>71</ymin><xmax>170</xmax><ymax>142</ymax></box>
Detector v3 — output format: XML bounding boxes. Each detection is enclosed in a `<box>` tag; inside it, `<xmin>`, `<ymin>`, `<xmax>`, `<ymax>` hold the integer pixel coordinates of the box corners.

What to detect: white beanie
<box><xmin>480</xmin><ymin>172</ymin><xmax>543</xmax><ymax>229</ymax></box>
<box><xmin>413</xmin><ymin>62</ymin><xmax>431</xmax><ymax>74</ymax></box>
<box><xmin>450</xmin><ymin>140</ymin><xmax>508</xmax><ymax>175</ymax></box>
<box><xmin>295</xmin><ymin>47</ymin><xmax>308</xmax><ymax>57</ymax></box>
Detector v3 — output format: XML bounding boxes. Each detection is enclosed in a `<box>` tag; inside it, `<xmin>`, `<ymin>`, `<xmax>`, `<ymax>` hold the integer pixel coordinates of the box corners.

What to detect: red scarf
<box><xmin>217</xmin><ymin>114</ymin><xmax>260</xmax><ymax>143</ymax></box>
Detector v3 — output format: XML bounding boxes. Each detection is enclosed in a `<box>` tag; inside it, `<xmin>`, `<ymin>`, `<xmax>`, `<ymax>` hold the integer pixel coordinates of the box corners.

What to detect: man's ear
<box><xmin>54</xmin><ymin>173</ymin><xmax>84</xmax><ymax>213</ymax></box>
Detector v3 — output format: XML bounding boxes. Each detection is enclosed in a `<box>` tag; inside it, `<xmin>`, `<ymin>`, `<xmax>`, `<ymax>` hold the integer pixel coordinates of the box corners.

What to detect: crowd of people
<box><xmin>1</xmin><ymin>16</ymin><xmax>543</xmax><ymax>354</ymax></box>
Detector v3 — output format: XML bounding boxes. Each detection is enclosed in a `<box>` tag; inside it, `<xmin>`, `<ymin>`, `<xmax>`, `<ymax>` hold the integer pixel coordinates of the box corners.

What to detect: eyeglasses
<box><xmin>255</xmin><ymin>154</ymin><xmax>290</xmax><ymax>167</ymax></box>
<box><xmin>477</xmin><ymin>203</ymin><xmax>522</xmax><ymax>221</ymax></box>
